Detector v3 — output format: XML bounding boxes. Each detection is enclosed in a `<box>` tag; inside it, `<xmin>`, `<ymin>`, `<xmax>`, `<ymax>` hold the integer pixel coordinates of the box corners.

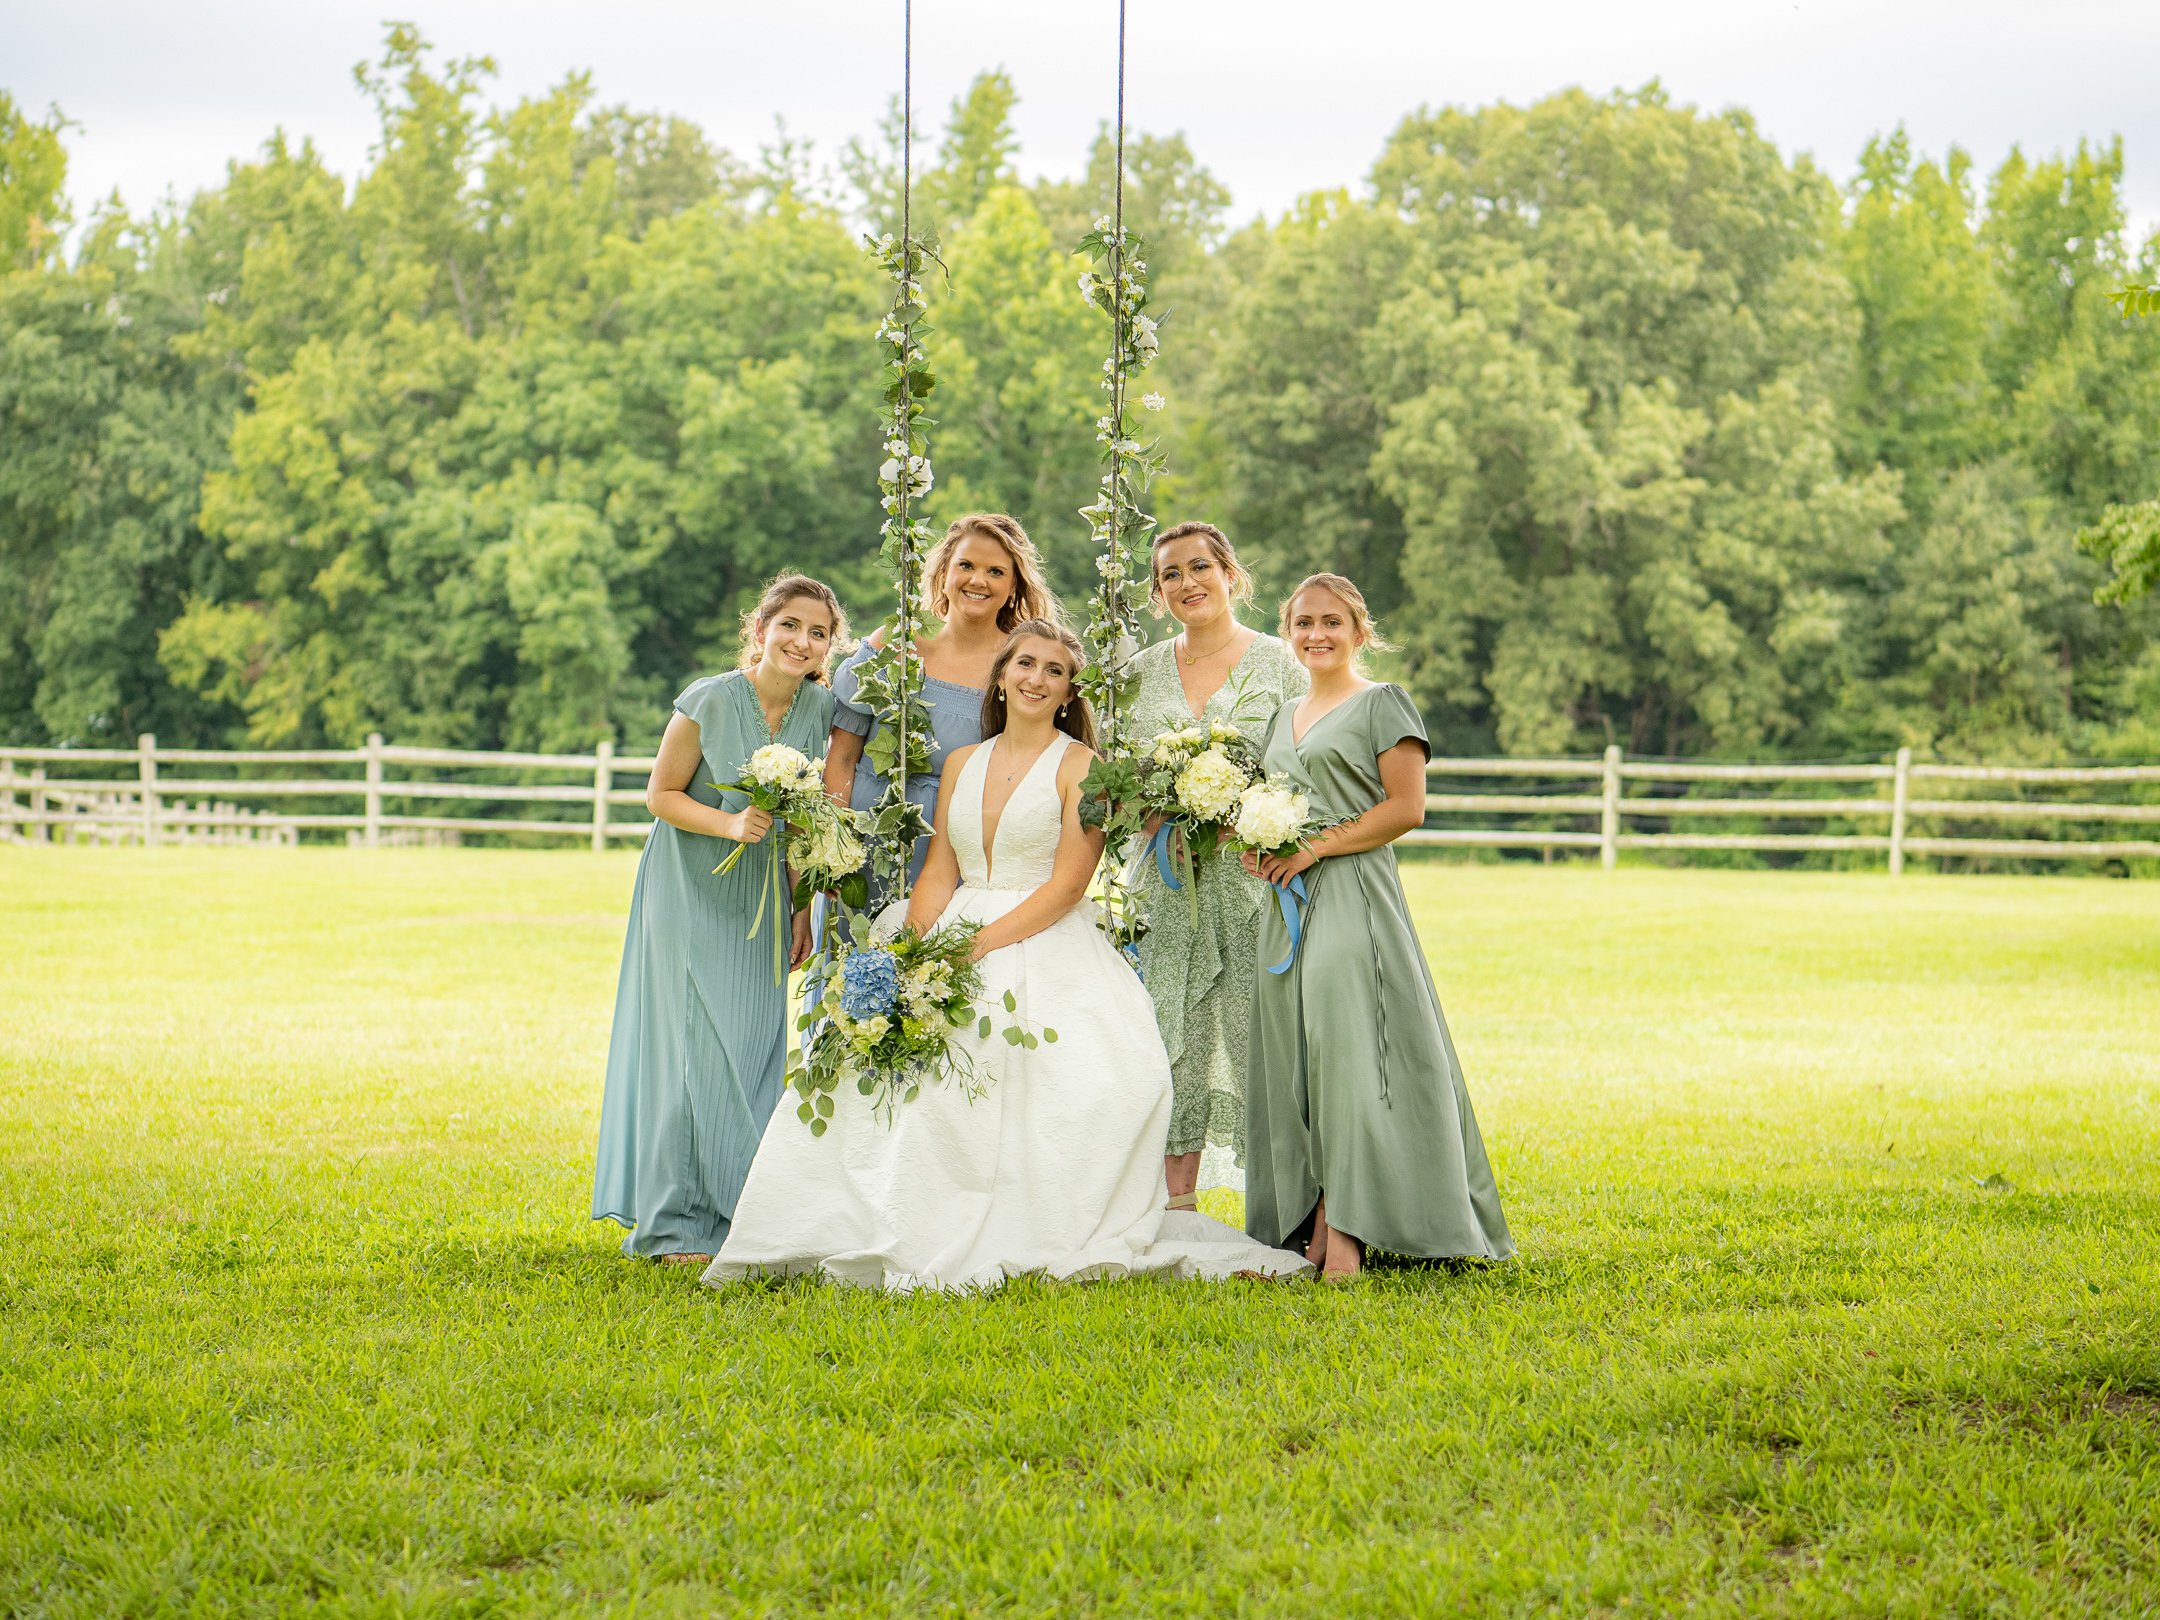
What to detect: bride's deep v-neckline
<box><xmin>976</xmin><ymin>735</ymin><xmax>1063</xmax><ymax>885</ymax></box>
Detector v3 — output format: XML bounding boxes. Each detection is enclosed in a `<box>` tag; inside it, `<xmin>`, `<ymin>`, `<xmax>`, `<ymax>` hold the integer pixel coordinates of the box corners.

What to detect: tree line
<box><xmin>2</xmin><ymin>27</ymin><xmax>2157</xmax><ymax>760</ymax></box>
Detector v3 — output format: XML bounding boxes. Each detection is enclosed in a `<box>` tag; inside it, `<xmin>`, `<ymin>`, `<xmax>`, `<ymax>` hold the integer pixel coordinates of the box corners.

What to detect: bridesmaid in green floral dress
<box><xmin>1241</xmin><ymin>573</ymin><xmax>1513</xmax><ymax>1281</ymax></box>
<box><xmin>1127</xmin><ymin>522</ymin><xmax>1307</xmax><ymax>1208</ymax></box>
<box><xmin>592</xmin><ymin>574</ymin><xmax>846</xmax><ymax>1264</ymax></box>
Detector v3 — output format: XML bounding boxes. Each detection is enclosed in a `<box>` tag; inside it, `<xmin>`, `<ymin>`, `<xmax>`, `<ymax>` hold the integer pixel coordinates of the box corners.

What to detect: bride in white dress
<box><xmin>705</xmin><ymin>619</ymin><xmax>1311</xmax><ymax>1291</ymax></box>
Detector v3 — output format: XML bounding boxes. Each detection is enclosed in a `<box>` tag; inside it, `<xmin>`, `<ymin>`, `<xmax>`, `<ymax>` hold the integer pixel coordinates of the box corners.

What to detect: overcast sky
<box><xmin>6</xmin><ymin>1</ymin><xmax>2158</xmax><ymax>243</ymax></box>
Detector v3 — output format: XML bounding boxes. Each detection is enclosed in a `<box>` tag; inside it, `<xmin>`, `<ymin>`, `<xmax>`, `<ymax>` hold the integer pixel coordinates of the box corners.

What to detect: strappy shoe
<box><xmin>1165</xmin><ymin>1192</ymin><xmax>1200</xmax><ymax>1212</ymax></box>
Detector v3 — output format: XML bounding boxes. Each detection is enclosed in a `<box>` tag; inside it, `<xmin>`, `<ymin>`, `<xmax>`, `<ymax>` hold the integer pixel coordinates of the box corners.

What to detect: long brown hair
<box><xmin>735</xmin><ymin>573</ymin><xmax>850</xmax><ymax>683</ymax></box>
<box><xmin>978</xmin><ymin>618</ymin><xmax>1096</xmax><ymax>750</ymax></box>
<box><xmin>925</xmin><ymin>513</ymin><xmax>1057</xmax><ymax>632</ymax></box>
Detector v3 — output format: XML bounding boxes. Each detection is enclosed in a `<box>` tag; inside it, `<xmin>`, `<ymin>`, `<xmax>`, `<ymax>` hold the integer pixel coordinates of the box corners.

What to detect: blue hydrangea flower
<box><xmin>839</xmin><ymin>946</ymin><xmax>902</xmax><ymax>1020</ymax></box>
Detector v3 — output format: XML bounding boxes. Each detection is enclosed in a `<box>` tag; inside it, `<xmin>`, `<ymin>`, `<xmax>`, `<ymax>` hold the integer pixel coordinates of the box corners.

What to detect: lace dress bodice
<box><xmin>948</xmin><ymin>735</ymin><xmax>1070</xmax><ymax>892</ymax></box>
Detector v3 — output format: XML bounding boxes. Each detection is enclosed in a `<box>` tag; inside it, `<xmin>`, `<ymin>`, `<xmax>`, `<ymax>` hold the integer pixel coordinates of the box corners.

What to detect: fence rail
<box><xmin>1403</xmin><ymin>744</ymin><xmax>2160</xmax><ymax>869</ymax></box>
<box><xmin>4</xmin><ymin>736</ymin><xmax>2158</xmax><ymax>869</ymax></box>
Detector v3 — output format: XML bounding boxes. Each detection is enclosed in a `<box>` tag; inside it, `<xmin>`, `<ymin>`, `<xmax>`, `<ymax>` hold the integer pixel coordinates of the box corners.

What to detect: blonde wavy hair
<box><xmin>924</xmin><ymin>513</ymin><xmax>1056</xmax><ymax>633</ymax></box>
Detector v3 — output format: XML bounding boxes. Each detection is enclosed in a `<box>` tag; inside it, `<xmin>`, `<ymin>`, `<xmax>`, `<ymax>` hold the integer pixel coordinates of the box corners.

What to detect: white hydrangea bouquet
<box><xmin>1079</xmin><ymin>720</ymin><xmax>1269</xmax><ymax>926</ymax></box>
<box><xmin>1225</xmin><ymin>776</ymin><xmax>1329</xmax><ymax>975</ymax></box>
<box><xmin>789</xmin><ymin>922</ymin><xmax>1054</xmax><ymax>1132</ymax></box>
<box><xmin>711</xmin><ymin>743</ymin><xmax>870</xmax><ymax>982</ymax></box>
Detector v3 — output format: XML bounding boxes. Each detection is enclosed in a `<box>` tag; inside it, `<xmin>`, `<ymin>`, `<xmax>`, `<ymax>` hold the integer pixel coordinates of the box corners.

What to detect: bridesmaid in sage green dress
<box><xmin>592</xmin><ymin>574</ymin><xmax>845</xmax><ymax>1263</ymax></box>
<box><xmin>1127</xmin><ymin>521</ymin><xmax>1306</xmax><ymax>1206</ymax></box>
<box><xmin>1241</xmin><ymin>572</ymin><xmax>1513</xmax><ymax>1280</ymax></box>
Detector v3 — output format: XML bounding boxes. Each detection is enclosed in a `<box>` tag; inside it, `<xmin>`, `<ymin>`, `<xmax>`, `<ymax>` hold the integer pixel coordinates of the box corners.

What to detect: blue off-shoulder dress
<box><xmin>828</xmin><ymin>639</ymin><xmax>986</xmax><ymax>904</ymax></box>
<box><xmin>592</xmin><ymin>669</ymin><xmax>837</xmax><ymax>1258</ymax></box>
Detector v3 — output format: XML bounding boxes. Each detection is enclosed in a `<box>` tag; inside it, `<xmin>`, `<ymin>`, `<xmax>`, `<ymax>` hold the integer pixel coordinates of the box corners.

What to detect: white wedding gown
<box><xmin>704</xmin><ymin>734</ymin><xmax>1311</xmax><ymax>1292</ymax></box>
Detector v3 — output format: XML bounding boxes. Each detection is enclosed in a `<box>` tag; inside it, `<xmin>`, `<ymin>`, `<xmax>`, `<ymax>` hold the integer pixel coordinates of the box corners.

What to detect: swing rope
<box><xmin>893</xmin><ymin>0</ymin><xmax>912</xmax><ymax>854</ymax></box>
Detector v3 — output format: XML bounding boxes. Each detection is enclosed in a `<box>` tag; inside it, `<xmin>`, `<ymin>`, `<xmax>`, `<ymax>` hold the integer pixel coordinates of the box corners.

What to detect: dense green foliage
<box><xmin>2</xmin><ymin>31</ymin><xmax>2156</xmax><ymax>756</ymax></box>
<box><xmin>3</xmin><ymin>848</ymin><xmax>2156</xmax><ymax>1613</ymax></box>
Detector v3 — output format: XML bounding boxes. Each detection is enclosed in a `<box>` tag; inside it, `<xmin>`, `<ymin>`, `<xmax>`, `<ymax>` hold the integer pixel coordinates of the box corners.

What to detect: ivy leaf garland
<box><xmin>1074</xmin><ymin>217</ymin><xmax>1168</xmax><ymax>956</ymax></box>
<box><xmin>854</xmin><ymin>231</ymin><xmax>943</xmax><ymax>895</ymax></box>
<box><xmin>1075</xmin><ymin>217</ymin><xmax>1167</xmax><ymax>758</ymax></box>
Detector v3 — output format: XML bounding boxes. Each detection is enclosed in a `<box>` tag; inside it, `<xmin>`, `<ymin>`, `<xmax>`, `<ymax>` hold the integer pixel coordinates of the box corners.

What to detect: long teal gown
<box><xmin>592</xmin><ymin>668</ymin><xmax>837</xmax><ymax>1258</ymax></box>
<box><xmin>1244</xmin><ymin>683</ymin><xmax>1514</xmax><ymax>1262</ymax></box>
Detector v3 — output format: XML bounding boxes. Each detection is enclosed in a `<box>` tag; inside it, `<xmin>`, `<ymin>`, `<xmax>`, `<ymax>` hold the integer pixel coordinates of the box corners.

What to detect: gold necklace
<box><xmin>992</xmin><ymin>735</ymin><xmax>1051</xmax><ymax>783</ymax></box>
<box><xmin>1180</xmin><ymin>624</ymin><xmax>1240</xmax><ymax>666</ymax></box>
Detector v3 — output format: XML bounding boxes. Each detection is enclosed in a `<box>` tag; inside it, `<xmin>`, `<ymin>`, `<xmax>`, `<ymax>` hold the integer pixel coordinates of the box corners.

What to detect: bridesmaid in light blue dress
<box><xmin>592</xmin><ymin>574</ymin><xmax>846</xmax><ymax>1262</ymax></box>
<box><xmin>820</xmin><ymin>513</ymin><xmax>1057</xmax><ymax>902</ymax></box>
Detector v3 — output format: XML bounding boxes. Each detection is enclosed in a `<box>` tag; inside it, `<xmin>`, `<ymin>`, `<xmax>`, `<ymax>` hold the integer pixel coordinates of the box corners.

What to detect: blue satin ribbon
<box><xmin>1264</xmin><ymin>872</ymin><xmax>1309</xmax><ymax>975</ymax></box>
<box><xmin>1148</xmin><ymin>820</ymin><xmax>1184</xmax><ymax>890</ymax></box>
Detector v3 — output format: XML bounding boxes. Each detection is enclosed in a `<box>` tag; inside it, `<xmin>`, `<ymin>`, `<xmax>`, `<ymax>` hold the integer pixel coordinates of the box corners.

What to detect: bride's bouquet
<box><xmin>711</xmin><ymin>743</ymin><xmax>870</xmax><ymax>981</ymax></box>
<box><xmin>1080</xmin><ymin>720</ymin><xmax>1268</xmax><ymax>925</ymax></box>
<box><xmin>789</xmin><ymin>922</ymin><xmax>1055</xmax><ymax>1133</ymax></box>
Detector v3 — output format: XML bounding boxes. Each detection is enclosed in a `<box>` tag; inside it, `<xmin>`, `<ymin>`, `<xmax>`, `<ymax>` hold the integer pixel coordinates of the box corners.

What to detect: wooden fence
<box><xmin>3</xmin><ymin>735</ymin><xmax>2158</xmax><ymax>870</ymax></box>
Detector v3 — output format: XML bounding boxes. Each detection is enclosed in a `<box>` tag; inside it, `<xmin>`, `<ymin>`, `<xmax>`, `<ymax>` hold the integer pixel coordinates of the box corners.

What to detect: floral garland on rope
<box><xmin>1074</xmin><ymin>217</ymin><xmax>1167</xmax><ymax>955</ymax></box>
<box><xmin>850</xmin><ymin>231</ymin><xmax>941</xmax><ymax>896</ymax></box>
<box><xmin>1074</xmin><ymin>217</ymin><xmax>1166</xmax><ymax>755</ymax></box>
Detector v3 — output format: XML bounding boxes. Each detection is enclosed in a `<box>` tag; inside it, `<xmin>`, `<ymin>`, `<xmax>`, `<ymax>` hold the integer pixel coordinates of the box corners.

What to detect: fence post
<box><xmin>0</xmin><ymin>757</ymin><xmax>14</xmax><ymax>842</ymax></box>
<box><xmin>1889</xmin><ymin>745</ymin><xmax>1912</xmax><ymax>877</ymax></box>
<box><xmin>1600</xmin><ymin>745</ymin><xmax>1622</xmax><ymax>871</ymax></box>
<box><xmin>592</xmin><ymin>738</ymin><xmax>614</xmax><ymax>854</ymax></box>
<box><xmin>138</xmin><ymin>733</ymin><xmax>160</xmax><ymax>848</ymax></box>
<box><xmin>364</xmin><ymin>732</ymin><xmax>384</xmax><ymax>848</ymax></box>
<box><xmin>29</xmin><ymin>766</ymin><xmax>47</xmax><ymax>843</ymax></box>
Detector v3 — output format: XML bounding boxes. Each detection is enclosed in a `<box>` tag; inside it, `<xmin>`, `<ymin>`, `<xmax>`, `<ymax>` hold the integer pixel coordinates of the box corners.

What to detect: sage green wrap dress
<box><xmin>592</xmin><ymin>669</ymin><xmax>837</xmax><ymax>1258</ymax></box>
<box><xmin>1128</xmin><ymin>634</ymin><xmax>1307</xmax><ymax>1160</ymax></box>
<box><xmin>1244</xmin><ymin>683</ymin><xmax>1514</xmax><ymax>1261</ymax></box>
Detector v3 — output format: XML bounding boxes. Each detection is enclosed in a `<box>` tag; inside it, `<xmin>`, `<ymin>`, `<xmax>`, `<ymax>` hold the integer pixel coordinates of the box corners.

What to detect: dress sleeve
<box><xmin>1368</xmin><ymin>683</ymin><xmax>1430</xmax><ymax>760</ymax></box>
<box><xmin>829</xmin><ymin>643</ymin><xmax>876</xmax><ymax>739</ymax></box>
<box><xmin>673</xmin><ymin>672</ymin><xmax>730</xmax><ymax>735</ymax></box>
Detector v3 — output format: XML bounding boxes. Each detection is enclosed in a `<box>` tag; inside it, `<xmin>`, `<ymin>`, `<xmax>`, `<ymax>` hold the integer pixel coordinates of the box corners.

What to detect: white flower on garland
<box><xmin>1142</xmin><ymin>392</ymin><xmax>1166</xmax><ymax>411</ymax></box>
<box><xmin>1175</xmin><ymin>748</ymin><xmax>1247</xmax><ymax>822</ymax></box>
<box><xmin>1234</xmin><ymin>780</ymin><xmax>1311</xmax><ymax>851</ymax></box>
<box><xmin>879</xmin><ymin>455</ymin><xmax>934</xmax><ymax>498</ymax></box>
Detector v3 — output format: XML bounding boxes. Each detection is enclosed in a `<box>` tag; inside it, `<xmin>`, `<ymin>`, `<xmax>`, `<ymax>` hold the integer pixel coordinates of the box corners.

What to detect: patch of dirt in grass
<box><xmin>2099</xmin><ymin>1390</ymin><xmax>2160</xmax><ymax>1422</ymax></box>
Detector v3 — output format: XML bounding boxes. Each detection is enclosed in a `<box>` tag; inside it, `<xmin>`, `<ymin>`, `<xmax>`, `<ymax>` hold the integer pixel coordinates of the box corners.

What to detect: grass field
<box><xmin>2</xmin><ymin>847</ymin><xmax>2157</xmax><ymax>1617</ymax></box>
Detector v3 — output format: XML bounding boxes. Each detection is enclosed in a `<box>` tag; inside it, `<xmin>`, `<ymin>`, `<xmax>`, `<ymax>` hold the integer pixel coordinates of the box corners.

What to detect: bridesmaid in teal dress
<box><xmin>1241</xmin><ymin>572</ymin><xmax>1513</xmax><ymax>1281</ymax></box>
<box><xmin>592</xmin><ymin>574</ymin><xmax>846</xmax><ymax>1263</ymax></box>
<box><xmin>821</xmin><ymin>513</ymin><xmax>1056</xmax><ymax>900</ymax></box>
<box><xmin>1126</xmin><ymin>521</ymin><xmax>1306</xmax><ymax>1207</ymax></box>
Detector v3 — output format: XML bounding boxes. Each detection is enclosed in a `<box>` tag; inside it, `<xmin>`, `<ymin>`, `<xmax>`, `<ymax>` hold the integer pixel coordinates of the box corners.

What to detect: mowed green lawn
<box><xmin>2</xmin><ymin>848</ymin><xmax>2156</xmax><ymax>1618</ymax></box>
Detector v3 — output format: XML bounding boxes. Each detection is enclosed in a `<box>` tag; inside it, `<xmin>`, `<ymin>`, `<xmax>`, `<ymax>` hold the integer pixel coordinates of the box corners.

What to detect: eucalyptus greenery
<box><xmin>852</xmin><ymin>231</ymin><xmax>942</xmax><ymax>895</ymax></box>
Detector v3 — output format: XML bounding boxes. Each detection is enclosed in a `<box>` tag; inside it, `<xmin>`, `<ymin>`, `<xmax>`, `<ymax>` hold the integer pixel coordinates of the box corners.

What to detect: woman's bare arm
<box><xmin>644</xmin><ymin>712</ymin><xmax>765</xmax><ymax>843</ymax></box>
<box><xmin>901</xmin><ymin>748</ymin><xmax>970</xmax><ymax>937</ymax></box>
<box><xmin>1248</xmin><ymin>740</ymin><xmax>1426</xmax><ymax>884</ymax></box>
<box><xmin>823</xmin><ymin>726</ymin><xmax>865</xmax><ymax>805</ymax></box>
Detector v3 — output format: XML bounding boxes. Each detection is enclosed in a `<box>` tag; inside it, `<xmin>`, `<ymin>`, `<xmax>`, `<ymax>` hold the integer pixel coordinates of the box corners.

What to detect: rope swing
<box><xmin>1076</xmin><ymin>0</ymin><xmax>1164</xmax><ymax>758</ymax></box>
<box><xmin>857</xmin><ymin>0</ymin><xmax>938</xmax><ymax>900</ymax></box>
